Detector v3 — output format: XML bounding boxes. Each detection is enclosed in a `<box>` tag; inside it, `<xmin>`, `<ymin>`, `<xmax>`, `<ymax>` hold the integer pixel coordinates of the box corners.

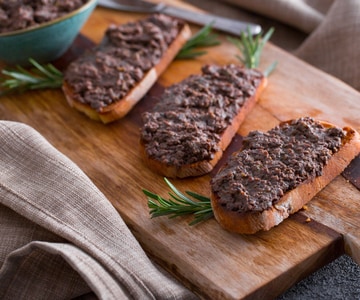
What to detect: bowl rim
<box><xmin>0</xmin><ymin>0</ymin><xmax>97</xmax><ymax>38</ymax></box>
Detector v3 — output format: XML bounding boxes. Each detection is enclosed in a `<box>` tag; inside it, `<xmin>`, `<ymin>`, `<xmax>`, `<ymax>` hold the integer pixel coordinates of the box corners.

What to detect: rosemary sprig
<box><xmin>0</xmin><ymin>58</ymin><xmax>63</xmax><ymax>95</ymax></box>
<box><xmin>143</xmin><ymin>177</ymin><xmax>214</xmax><ymax>225</ymax></box>
<box><xmin>228</xmin><ymin>26</ymin><xmax>276</xmax><ymax>75</ymax></box>
<box><xmin>176</xmin><ymin>22</ymin><xmax>221</xmax><ymax>59</ymax></box>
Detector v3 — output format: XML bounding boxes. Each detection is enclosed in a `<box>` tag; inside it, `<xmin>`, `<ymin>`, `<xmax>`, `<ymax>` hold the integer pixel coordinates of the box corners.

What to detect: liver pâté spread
<box><xmin>211</xmin><ymin>117</ymin><xmax>345</xmax><ymax>213</ymax></box>
<box><xmin>141</xmin><ymin>64</ymin><xmax>264</xmax><ymax>167</ymax></box>
<box><xmin>0</xmin><ymin>0</ymin><xmax>88</xmax><ymax>33</ymax></box>
<box><xmin>64</xmin><ymin>14</ymin><xmax>185</xmax><ymax>111</ymax></box>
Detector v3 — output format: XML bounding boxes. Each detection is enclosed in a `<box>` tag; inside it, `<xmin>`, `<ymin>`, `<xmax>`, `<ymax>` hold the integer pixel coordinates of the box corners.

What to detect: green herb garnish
<box><xmin>263</xmin><ymin>60</ymin><xmax>278</xmax><ymax>77</ymax></box>
<box><xmin>176</xmin><ymin>22</ymin><xmax>220</xmax><ymax>59</ymax></box>
<box><xmin>228</xmin><ymin>26</ymin><xmax>276</xmax><ymax>74</ymax></box>
<box><xmin>0</xmin><ymin>58</ymin><xmax>63</xmax><ymax>95</ymax></box>
<box><xmin>143</xmin><ymin>177</ymin><xmax>213</xmax><ymax>225</ymax></box>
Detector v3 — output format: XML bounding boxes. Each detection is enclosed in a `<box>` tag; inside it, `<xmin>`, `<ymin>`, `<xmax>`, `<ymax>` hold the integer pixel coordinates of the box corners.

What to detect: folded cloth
<box><xmin>0</xmin><ymin>121</ymin><xmax>197</xmax><ymax>300</ymax></box>
<box><xmin>222</xmin><ymin>0</ymin><xmax>360</xmax><ymax>90</ymax></box>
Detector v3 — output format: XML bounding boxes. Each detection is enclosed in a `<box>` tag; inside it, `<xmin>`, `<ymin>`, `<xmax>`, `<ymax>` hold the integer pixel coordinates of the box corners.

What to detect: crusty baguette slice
<box><xmin>62</xmin><ymin>14</ymin><xmax>191</xmax><ymax>124</ymax></box>
<box><xmin>140</xmin><ymin>65</ymin><xmax>268</xmax><ymax>178</ymax></box>
<box><xmin>210</xmin><ymin>118</ymin><xmax>360</xmax><ymax>234</ymax></box>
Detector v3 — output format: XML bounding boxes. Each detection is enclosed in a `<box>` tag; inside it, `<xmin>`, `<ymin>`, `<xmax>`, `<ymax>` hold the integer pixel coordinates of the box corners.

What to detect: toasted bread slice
<box><xmin>210</xmin><ymin>117</ymin><xmax>360</xmax><ymax>234</ymax></box>
<box><xmin>140</xmin><ymin>64</ymin><xmax>267</xmax><ymax>178</ymax></box>
<box><xmin>62</xmin><ymin>14</ymin><xmax>191</xmax><ymax>124</ymax></box>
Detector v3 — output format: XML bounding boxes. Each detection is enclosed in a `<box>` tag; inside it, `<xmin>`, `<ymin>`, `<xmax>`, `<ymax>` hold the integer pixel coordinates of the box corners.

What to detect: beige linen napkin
<box><xmin>222</xmin><ymin>0</ymin><xmax>360</xmax><ymax>91</ymax></box>
<box><xmin>0</xmin><ymin>121</ymin><xmax>197</xmax><ymax>300</ymax></box>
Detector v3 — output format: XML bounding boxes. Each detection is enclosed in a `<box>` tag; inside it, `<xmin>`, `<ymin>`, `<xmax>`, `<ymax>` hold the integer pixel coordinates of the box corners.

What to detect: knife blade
<box><xmin>97</xmin><ymin>0</ymin><xmax>262</xmax><ymax>36</ymax></box>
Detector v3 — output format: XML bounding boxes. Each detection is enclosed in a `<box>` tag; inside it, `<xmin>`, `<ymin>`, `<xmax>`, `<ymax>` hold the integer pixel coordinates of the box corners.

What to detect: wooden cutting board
<box><xmin>1</xmin><ymin>3</ymin><xmax>359</xmax><ymax>299</ymax></box>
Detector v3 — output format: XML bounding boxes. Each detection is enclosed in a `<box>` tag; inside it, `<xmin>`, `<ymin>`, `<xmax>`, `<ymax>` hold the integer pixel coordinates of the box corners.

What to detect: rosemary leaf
<box><xmin>0</xmin><ymin>58</ymin><xmax>63</xmax><ymax>95</ymax></box>
<box><xmin>176</xmin><ymin>22</ymin><xmax>221</xmax><ymax>59</ymax></box>
<box><xmin>185</xmin><ymin>190</ymin><xmax>211</xmax><ymax>202</ymax></box>
<box><xmin>47</xmin><ymin>63</ymin><xmax>64</xmax><ymax>76</ymax></box>
<box><xmin>143</xmin><ymin>178</ymin><xmax>214</xmax><ymax>225</ymax></box>
<box><xmin>1</xmin><ymin>70</ymin><xmax>39</xmax><ymax>83</ymax></box>
<box><xmin>176</xmin><ymin>50</ymin><xmax>208</xmax><ymax>60</ymax></box>
<box><xmin>263</xmin><ymin>61</ymin><xmax>278</xmax><ymax>77</ymax></box>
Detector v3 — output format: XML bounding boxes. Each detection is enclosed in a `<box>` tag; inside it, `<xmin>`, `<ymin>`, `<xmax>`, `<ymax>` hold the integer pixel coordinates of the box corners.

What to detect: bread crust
<box><xmin>140</xmin><ymin>75</ymin><xmax>268</xmax><ymax>178</ymax></box>
<box><xmin>211</xmin><ymin>120</ymin><xmax>360</xmax><ymax>234</ymax></box>
<box><xmin>62</xmin><ymin>22</ymin><xmax>191</xmax><ymax>124</ymax></box>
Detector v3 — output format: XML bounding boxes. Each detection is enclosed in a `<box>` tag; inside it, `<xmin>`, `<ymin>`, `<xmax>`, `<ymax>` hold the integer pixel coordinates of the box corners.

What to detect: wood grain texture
<box><xmin>0</xmin><ymin>3</ymin><xmax>359</xmax><ymax>299</ymax></box>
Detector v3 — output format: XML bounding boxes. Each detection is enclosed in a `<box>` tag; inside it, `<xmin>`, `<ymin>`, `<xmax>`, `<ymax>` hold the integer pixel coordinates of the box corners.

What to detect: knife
<box><xmin>97</xmin><ymin>0</ymin><xmax>262</xmax><ymax>36</ymax></box>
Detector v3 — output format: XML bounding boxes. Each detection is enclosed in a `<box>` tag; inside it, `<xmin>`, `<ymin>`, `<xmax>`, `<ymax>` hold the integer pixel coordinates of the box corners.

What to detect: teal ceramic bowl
<box><xmin>0</xmin><ymin>0</ymin><xmax>97</xmax><ymax>66</ymax></box>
